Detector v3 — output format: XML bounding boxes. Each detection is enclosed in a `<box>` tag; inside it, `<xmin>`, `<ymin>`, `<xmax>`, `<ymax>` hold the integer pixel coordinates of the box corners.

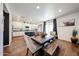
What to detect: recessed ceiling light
<box><xmin>58</xmin><ymin>9</ymin><xmax>62</xmax><ymax>12</ymax></box>
<box><xmin>36</xmin><ymin>6</ymin><xmax>40</xmax><ymax>9</ymax></box>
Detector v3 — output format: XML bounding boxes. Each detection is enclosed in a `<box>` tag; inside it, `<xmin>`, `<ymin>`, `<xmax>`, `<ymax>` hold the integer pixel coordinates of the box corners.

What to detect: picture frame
<box><xmin>57</xmin><ymin>18</ymin><xmax>75</xmax><ymax>27</ymax></box>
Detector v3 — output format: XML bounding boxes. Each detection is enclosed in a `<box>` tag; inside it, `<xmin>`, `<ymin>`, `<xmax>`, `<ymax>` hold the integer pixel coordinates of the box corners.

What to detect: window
<box><xmin>46</xmin><ymin>20</ymin><xmax>53</xmax><ymax>35</ymax></box>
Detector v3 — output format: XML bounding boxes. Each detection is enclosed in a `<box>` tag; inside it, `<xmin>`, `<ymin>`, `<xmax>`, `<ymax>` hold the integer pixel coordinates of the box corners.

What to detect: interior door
<box><xmin>3</xmin><ymin>11</ymin><xmax>9</xmax><ymax>46</ymax></box>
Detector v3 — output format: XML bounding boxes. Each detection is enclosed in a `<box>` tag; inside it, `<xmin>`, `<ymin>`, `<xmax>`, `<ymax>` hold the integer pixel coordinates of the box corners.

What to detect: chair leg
<box><xmin>32</xmin><ymin>53</ymin><xmax>34</xmax><ymax>56</ymax></box>
<box><xmin>26</xmin><ymin>48</ymin><xmax>29</xmax><ymax>56</ymax></box>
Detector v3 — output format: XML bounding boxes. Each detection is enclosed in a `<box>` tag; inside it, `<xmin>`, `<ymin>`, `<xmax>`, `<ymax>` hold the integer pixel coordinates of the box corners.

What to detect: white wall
<box><xmin>0</xmin><ymin>3</ymin><xmax>3</xmax><ymax>56</ymax></box>
<box><xmin>57</xmin><ymin>12</ymin><xmax>79</xmax><ymax>41</ymax></box>
<box><xmin>9</xmin><ymin>14</ymin><xmax>12</xmax><ymax>45</ymax></box>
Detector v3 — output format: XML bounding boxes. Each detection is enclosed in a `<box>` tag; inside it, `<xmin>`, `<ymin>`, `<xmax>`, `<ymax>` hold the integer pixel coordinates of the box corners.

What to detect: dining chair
<box><xmin>24</xmin><ymin>35</ymin><xmax>42</xmax><ymax>56</ymax></box>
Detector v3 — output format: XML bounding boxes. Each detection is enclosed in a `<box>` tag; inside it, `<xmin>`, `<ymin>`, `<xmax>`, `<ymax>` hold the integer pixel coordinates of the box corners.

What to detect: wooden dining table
<box><xmin>30</xmin><ymin>35</ymin><xmax>54</xmax><ymax>55</ymax></box>
<box><xmin>31</xmin><ymin>35</ymin><xmax>54</xmax><ymax>45</ymax></box>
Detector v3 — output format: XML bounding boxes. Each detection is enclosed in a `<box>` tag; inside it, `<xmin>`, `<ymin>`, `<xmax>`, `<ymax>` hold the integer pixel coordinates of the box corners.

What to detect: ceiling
<box><xmin>5</xmin><ymin>3</ymin><xmax>79</xmax><ymax>23</ymax></box>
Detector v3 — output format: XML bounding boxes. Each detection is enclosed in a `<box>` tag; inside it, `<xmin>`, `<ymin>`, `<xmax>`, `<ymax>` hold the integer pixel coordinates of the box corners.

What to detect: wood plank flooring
<box><xmin>43</xmin><ymin>39</ymin><xmax>79</xmax><ymax>56</ymax></box>
<box><xmin>58</xmin><ymin>40</ymin><xmax>79</xmax><ymax>56</ymax></box>
<box><xmin>3</xmin><ymin>36</ymin><xmax>79</xmax><ymax>56</ymax></box>
<box><xmin>3</xmin><ymin>36</ymin><xmax>28</xmax><ymax>56</ymax></box>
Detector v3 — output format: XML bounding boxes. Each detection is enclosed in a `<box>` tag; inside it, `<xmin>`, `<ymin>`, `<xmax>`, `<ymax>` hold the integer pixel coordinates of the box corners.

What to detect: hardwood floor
<box><xmin>3</xmin><ymin>36</ymin><xmax>79</xmax><ymax>56</ymax></box>
<box><xmin>3</xmin><ymin>36</ymin><xmax>28</xmax><ymax>56</ymax></box>
<box><xmin>58</xmin><ymin>40</ymin><xmax>79</xmax><ymax>56</ymax></box>
<box><xmin>43</xmin><ymin>39</ymin><xmax>79</xmax><ymax>56</ymax></box>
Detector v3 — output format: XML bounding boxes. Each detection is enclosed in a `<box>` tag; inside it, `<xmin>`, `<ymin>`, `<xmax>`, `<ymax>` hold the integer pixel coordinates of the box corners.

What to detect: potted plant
<box><xmin>71</xmin><ymin>29</ymin><xmax>78</xmax><ymax>44</ymax></box>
